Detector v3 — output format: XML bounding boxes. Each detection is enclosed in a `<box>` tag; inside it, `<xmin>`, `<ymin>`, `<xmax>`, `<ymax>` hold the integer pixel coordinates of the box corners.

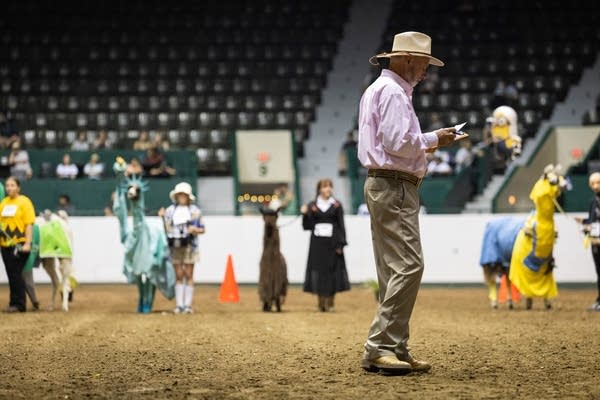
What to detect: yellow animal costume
<box><xmin>490</xmin><ymin>106</ymin><xmax>522</xmax><ymax>159</ymax></box>
<box><xmin>509</xmin><ymin>168</ymin><xmax>563</xmax><ymax>300</ymax></box>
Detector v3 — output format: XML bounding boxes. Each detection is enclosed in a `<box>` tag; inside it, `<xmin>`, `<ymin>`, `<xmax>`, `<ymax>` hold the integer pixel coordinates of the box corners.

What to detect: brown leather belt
<box><xmin>367</xmin><ymin>169</ymin><xmax>422</xmax><ymax>187</ymax></box>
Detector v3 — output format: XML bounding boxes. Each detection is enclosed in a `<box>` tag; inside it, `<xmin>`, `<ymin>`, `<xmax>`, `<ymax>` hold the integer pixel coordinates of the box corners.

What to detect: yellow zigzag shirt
<box><xmin>0</xmin><ymin>195</ymin><xmax>35</xmax><ymax>247</ymax></box>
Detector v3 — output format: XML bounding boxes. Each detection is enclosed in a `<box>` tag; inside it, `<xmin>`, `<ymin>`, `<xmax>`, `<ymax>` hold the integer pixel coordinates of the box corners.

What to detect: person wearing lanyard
<box><xmin>159</xmin><ymin>182</ymin><xmax>205</xmax><ymax>314</ymax></box>
<box><xmin>0</xmin><ymin>176</ymin><xmax>36</xmax><ymax>313</ymax></box>
<box><xmin>358</xmin><ymin>32</ymin><xmax>456</xmax><ymax>374</ymax></box>
<box><xmin>300</xmin><ymin>178</ymin><xmax>350</xmax><ymax>312</ymax></box>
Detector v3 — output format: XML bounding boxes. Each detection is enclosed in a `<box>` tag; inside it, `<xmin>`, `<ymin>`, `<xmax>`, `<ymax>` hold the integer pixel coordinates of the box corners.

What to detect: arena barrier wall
<box><xmin>0</xmin><ymin>214</ymin><xmax>595</xmax><ymax>284</ymax></box>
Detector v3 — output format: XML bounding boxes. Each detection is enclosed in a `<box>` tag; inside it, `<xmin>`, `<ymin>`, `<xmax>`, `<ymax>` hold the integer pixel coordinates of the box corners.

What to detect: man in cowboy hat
<box><xmin>358</xmin><ymin>31</ymin><xmax>457</xmax><ymax>374</ymax></box>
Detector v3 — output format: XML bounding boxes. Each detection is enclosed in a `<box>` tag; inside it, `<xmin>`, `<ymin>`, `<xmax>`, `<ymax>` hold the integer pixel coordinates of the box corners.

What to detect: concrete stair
<box><xmin>462</xmin><ymin>175</ymin><xmax>505</xmax><ymax>213</ymax></box>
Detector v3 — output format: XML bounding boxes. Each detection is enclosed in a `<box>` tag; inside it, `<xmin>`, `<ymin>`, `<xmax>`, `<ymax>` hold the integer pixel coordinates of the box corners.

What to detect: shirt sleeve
<box><xmin>302</xmin><ymin>202</ymin><xmax>316</xmax><ymax>231</ymax></box>
<box><xmin>192</xmin><ymin>206</ymin><xmax>204</xmax><ymax>228</ymax></box>
<box><xmin>378</xmin><ymin>92</ymin><xmax>438</xmax><ymax>157</ymax></box>
<box><xmin>22</xmin><ymin>197</ymin><xmax>36</xmax><ymax>225</ymax></box>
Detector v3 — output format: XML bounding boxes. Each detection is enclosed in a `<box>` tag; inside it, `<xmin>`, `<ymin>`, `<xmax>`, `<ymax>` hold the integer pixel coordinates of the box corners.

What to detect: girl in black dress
<box><xmin>301</xmin><ymin>179</ymin><xmax>350</xmax><ymax>311</ymax></box>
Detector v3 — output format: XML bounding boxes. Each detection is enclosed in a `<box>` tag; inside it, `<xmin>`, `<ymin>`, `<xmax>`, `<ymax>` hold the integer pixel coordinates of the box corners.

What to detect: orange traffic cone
<box><xmin>498</xmin><ymin>274</ymin><xmax>521</xmax><ymax>303</ymax></box>
<box><xmin>219</xmin><ymin>254</ymin><xmax>240</xmax><ymax>303</ymax></box>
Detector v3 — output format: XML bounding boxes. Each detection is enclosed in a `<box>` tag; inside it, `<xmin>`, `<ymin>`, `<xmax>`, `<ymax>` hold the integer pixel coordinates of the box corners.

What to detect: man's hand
<box><xmin>435</xmin><ymin>127</ymin><xmax>457</xmax><ymax>148</ymax></box>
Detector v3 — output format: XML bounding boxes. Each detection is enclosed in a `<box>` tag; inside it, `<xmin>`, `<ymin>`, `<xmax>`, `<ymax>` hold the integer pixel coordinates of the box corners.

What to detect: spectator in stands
<box><xmin>151</xmin><ymin>132</ymin><xmax>170</xmax><ymax>151</ymax></box>
<box><xmin>93</xmin><ymin>130</ymin><xmax>111</xmax><ymax>150</ymax></box>
<box><xmin>454</xmin><ymin>139</ymin><xmax>475</xmax><ymax>172</ymax></box>
<box><xmin>133</xmin><ymin>131</ymin><xmax>152</xmax><ymax>151</ymax></box>
<box><xmin>8</xmin><ymin>140</ymin><xmax>32</xmax><ymax>180</ymax></box>
<box><xmin>427</xmin><ymin>112</ymin><xmax>444</xmax><ymax>131</ymax></box>
<box><xmin>71</xmin><ymin>131</ymin><xmax>90</xmax><ymax>151</ymax></box>
<box><xmin>142</xmin><ymin>147</ymin><xmax>176</xmax><ymax>178</ymax></box>
<box><xmin>56</xmin><ymin>154</ymin><xmax>79</xmax><ymax>180</ymax></box>
<box><xmin>338</xmin><ymin>130</ymin><xmax>358</xmax><ymax>176</ymax></box>
<box><xmin>125</xmin><ymin>157</ymin><xmax>144</xmax><ymax>177</ymax></box>
<box><xmin>57</xmin><ymin>194</ymin><xmax>75</xmax><ymax>215</ymax></box>
<box><xmin>427</xmin><ymin>151</ymin><xmax>453</xmax><ymax>176</ymax></box>
<box><xmin>0</xmin><ymin>111</ymin><xmax>19</xmax><ymax>149</ymax></box>
<box><xmin>83</xmin><ymin>153</ymin><xmax>104</xmax><ymax>180</ymax></box>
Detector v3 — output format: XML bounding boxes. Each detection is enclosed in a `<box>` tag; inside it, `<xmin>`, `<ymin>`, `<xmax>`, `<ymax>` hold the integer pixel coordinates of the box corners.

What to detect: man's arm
<box><xmin>378</xmin><ymin>94</ymin><xmax>455</xmax><ymax>157</ymax></box>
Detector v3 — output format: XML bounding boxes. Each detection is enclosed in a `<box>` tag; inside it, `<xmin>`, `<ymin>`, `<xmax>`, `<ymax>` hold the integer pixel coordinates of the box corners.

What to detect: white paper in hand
<box><xmin>454</xmin><ymin>122</ymin><xmax>467</xmax><ymax>135</ymax></box>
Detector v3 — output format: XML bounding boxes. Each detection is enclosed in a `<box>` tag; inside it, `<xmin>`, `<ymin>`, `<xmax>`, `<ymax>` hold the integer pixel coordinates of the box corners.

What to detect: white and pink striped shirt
<box><xmin>358</xmin><ymin>69</ymin><xmax>438</xmax><ymax>178</ymax></box>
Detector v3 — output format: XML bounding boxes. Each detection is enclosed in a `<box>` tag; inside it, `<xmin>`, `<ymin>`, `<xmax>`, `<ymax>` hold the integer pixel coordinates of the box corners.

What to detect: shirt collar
<box><xmin>316</xmin><ymin>196</ymin><xmax>336</xmax><ymax>212</ymax></box>
<box><xmin>381</xmin><ymin>69</ymin><xmax>413</xmax><ymax>97</ymax></box>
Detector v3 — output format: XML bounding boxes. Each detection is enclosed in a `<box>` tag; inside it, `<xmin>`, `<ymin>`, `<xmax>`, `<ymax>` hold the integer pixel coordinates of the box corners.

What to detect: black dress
<box><xmin>302</xmin><ymin>199</ymin><xmax>350</xmax><ymax>296</ymax></box>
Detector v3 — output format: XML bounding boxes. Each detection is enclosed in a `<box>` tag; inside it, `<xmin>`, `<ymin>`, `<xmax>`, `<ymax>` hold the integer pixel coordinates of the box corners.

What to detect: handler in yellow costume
<box><xmin>509</xmin><ymin>165</ymin><xmax>566</xmax><ymax>309</ymax></box>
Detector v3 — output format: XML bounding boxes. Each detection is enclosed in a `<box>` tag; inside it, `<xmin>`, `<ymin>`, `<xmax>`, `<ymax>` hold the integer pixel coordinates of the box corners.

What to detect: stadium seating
<box><xmin>341</xmin><ymin>0</ymin><xmax>600</xmax><ymax>213</ymax></box>
<box><xmin>375</xmin><ymin>0</ymin><xmax>600</xmax><ymax>140</ymax></box>
<box><xmin>0</xmin><ymin>0</ymin><xmax>350</xmax><ymax>175</ymax></box>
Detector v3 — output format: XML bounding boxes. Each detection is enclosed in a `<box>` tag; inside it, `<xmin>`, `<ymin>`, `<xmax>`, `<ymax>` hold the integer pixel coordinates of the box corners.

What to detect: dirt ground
<box><xmin>1</xmin><ymin>284</ymin><xmax>600</xmax><ymax>400</ymax></box>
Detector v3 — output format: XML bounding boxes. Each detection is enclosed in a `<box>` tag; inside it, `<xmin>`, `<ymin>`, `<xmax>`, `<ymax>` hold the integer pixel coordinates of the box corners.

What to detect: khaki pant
<box><xmin>170</xmin><ymin>246</ymin><xmax>199</xmax><ymax>265</ymax></box>
<box><xmin>363</xmin><ymin>175</ymin><xmax>424</xmax><ymax>360</ymax></box>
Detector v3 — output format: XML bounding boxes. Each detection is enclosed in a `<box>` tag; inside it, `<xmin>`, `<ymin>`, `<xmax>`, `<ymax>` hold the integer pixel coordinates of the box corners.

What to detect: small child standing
<box><xmin>576</xmin><ymin>172</ymin><xmax>600</xmax><ymax>311</ymax></box>
<box><xmin>159</xmin><ymin>182</ymin><xmax>205</xmax><ymax>314</ymax></box>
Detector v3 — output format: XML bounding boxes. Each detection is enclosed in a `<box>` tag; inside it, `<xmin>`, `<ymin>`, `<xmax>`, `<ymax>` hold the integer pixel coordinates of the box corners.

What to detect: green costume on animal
<box><xmin>113</xmin><ymin>158</ymin><xmax>175</xmax><ymax>313</ymax></box>
<box><xmin>39</xmin><ymin>218</ymin><xmax>72</xmax><ymax>259</ymax></box>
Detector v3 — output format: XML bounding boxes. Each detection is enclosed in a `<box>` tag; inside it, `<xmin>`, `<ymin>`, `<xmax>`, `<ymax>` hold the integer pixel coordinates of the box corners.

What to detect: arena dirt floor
<box><xmin>1</xmin><ymin>284</ymin><xmax>600</xmax><ymax>400</ymax></box>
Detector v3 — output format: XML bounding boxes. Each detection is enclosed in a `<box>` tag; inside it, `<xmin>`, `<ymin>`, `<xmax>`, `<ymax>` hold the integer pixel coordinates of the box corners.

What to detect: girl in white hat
<box><xmin>158</xmin><ymin>182</ymin><xmax>205</xmax><ymax>314</ymax></box>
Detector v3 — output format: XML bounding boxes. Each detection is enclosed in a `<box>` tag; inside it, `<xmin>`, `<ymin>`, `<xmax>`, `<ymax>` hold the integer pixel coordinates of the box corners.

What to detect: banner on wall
<box><xmin>234</xmin><ymin>130</ymin><xmax>299</xmax><ymax>215</ymax></box>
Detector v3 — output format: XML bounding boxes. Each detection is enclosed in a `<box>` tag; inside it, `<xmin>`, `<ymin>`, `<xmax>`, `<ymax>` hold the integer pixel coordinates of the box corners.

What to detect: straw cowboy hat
<box><xmin>169</xmin><ymin>182</ymin><xmax>196</xmax><ymax>202</ymax></box>
<box><xmin>369</xmin><ymin>31</ymin><xmax>444</xmax><ymax>67</ymax></box>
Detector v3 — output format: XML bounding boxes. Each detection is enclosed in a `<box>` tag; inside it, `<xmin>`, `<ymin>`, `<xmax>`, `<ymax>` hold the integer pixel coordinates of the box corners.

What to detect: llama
<box><xmin>509</xmin><ymin>164</ymin><xmax>567</xmax><ymax>310</ymax></box>
<box><xmin>113</xmin><ymin>158</ymin><xmax>175</xmax><ymax>313</ymax></box>
<box><xmin>479</xmin><ymin>216</ymin><xmax>524</xmax><ymax>309</ymax></box>
<box><xmin>258</xmin><ymin>208</ymin><xmax>288</xmax><ymax>312</ymax></box>
<box><xmin>38</xmin><ymin>210</ymin><xmax>76</xmax><ymax>311</ymax></box>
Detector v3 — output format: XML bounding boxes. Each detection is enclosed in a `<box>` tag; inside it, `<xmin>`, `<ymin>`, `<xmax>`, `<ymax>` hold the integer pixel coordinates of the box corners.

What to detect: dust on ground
<box><xmin>1</xmin><ymin>285</ymin><xmax>599</xmax><ymax>399</ymax></box>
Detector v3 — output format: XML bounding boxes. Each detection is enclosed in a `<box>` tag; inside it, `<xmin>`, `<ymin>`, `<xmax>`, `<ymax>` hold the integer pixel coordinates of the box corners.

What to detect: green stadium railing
<box><xmin>345</xmin><ymin>146</ymin><xmax>489</xmax><ymax>214</ymax></box>
<box><xmin>0</xmin><ymin>149</ymin><xmax>198</xmax><ymax>216</ymax></box>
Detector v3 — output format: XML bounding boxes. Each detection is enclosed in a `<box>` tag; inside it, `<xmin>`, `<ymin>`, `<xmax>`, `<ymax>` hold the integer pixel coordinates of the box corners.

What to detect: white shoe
<box><xmin>173</xmin><ymin>306</ymin><xmax>183</xmax><ymax>314</ymax></box>
<box><xmin>587</xmin><ymin>302</ymin><xmax>600</xmax><ymax>311</ymax></box>
<box><xmin>183</xmin><ymin>306</ymin><xmax>194</xmax><ymax>314</ymax></box>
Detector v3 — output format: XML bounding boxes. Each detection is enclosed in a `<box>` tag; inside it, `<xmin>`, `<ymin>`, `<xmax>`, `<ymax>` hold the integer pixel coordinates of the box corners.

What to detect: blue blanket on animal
<box><xmin>479</xmin><ymin>217</ymin><xmax>525</xmax><ymax>268</ymax></box>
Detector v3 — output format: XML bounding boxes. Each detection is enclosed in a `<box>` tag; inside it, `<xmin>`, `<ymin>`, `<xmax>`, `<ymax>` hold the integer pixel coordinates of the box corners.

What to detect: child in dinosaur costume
<box><xmin>113</xmin><ymin>157</ymin><xmax>175</xmax><ymax>313</ymax></box>
<box><xmin>509</xmin><ymin>164</ymin><xmax>567</xmax><ymax>310</ymax></box>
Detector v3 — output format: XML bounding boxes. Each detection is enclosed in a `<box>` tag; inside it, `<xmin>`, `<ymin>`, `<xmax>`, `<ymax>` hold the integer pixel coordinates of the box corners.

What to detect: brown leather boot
<box><xmin>399</xmin><ymin>353</ymin><xmax>431</xmax><ymax>372</ymax></box>
<box><xmin>361</xmin><ymin>356</ymin><xmax>412</xmax><ymax>375</ymax></box>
